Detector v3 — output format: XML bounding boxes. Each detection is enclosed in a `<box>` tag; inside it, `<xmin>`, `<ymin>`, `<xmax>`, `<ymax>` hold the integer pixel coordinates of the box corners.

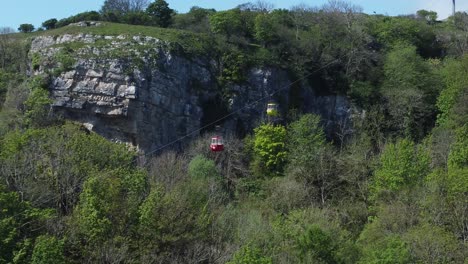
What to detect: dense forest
<box><xmin>0</xmin><ymin>0</ymin><xmax>467</xmax><ymax>263</ymax></box>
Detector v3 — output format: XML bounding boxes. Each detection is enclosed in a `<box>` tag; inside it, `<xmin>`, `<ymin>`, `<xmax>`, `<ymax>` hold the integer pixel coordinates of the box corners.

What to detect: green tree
<box><xmin>209</xmin><ymin>9</ymin><xmax>243</xmax><ymax>38</ymax></box>
<box><xmin>371</xmin><ymin>139</ymin><xmax>430</xmax><ymax>201</ymax></box>
<box><xmin>172</xmin><ymin>6</ymin><xmax>215</xmax><ymax>32</ymax></box>
<box><xmin>416</xmin><ymin>10</ymin><xmax>438</xmax><ymax>24</ymax></box>
<box><xmin>41</xmin><ymin>18</ymin><xmax>57</xmax><ymax>30</ymax></box>
<box><xmin>18</xmin><ymin>24</ymin><xmax>34</xmax><ymax>33</ymax></box>
<box><xmin>272</xmin><ymin>208</ymin><xmax>359</xmax><ymax>263</ymax></box>
<box><xmin>227</xmin><ymin>245</ymin><xmax>272</xmax><ymax>264</ymax></box>
<box><xmin>56</xmin><ymin>11</ymin><xmax>101</xmax><ymax>27</ymax></box>
<box><xmin>24</xmin><ymin>86</ymin><xmax>52</xmax><ymax>127</ymax></box>
<box><xmin>252</xmin><ymin>123</ymin><xmax>287</xmax><ymax>176</ymax></box>
<box><xmin>359</xmin><ymin>235</ymin><xmax>411</xmax><ymax>264</ymax></box>
<box><xmin>296</xmin><ymin>225</ymin><xmax>338</xmax><ymax>263</ymax></box>
<box><xmin>403</xmin><ymin>224</ymin><xmax>463</xmax><ymax>263</ymax></box>
<box><xmin>368</xmin><ymin>16</ymin><xmax>438</xmax><ymax>57</ymax></box>
<box><xmin>188</xmin><ymin>155</ymin><xmax>219</xmax><ymax>179</ymax></box>
<box><xmin>254</xmin><ymin>13</ymin><xmax>277</xmax><ymax>46</ymax></box>
<box><xmin>138</xmin><ymin>182</ymin><xmax>212</xmax><ymax>256</ymax></box>
<box><xmin>146</xmin><ymin>0</ymin><xmax>174</xmax><ymax>28</ymax></box>
<box><xmin>31</xmin><ymin>235</ymin><xmax>65</xmax><ymax>264</ymax></box>
<box><xmin>382</xmin><ymin>43</ymin><xmax>440</xmax><ymax>140</ymax></box>
<box><xmin>0</xmin><ymin>185</ymin><xmax>53</xmax><ymax>263</ymax></box>
<box><xmin>73</xmin><ymin>168</ymin><xmax>146</xmax><ymax>243</ymax></box>
<box><xmin>437</xmin><ymin>55</ymin><xmax>468</xmax><ymax>127</ymax></box>
<box><xmin>286</xmin><ymin>114</ymin><xmax>339</xmax><ymax>204</ymax></box>
<box><xmin>287</xmin><ymin>114</ymin><xmax>326</xmax><ymax>168</ymax></box>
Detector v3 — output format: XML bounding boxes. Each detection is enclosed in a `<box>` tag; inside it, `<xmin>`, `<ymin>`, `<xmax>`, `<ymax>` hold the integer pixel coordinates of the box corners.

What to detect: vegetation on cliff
<box><xmin>0</xmin><ymin>0</ymin><xmax>467</xmax><ymax>262</ymax></box>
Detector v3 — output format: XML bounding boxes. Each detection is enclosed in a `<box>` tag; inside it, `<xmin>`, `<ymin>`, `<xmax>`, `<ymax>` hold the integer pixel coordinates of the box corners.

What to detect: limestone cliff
<box><xmin>30</xmin><ymin>23</ymin><xmax>353</xmax><ymax>152</ymax></box>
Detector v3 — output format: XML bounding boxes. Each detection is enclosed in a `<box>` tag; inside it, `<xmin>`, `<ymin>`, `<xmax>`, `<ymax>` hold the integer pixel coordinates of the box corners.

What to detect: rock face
<box><xmin>31</xmin><ymin>31</ymin><xmax>354</xmax><ymax>152</ymax></box>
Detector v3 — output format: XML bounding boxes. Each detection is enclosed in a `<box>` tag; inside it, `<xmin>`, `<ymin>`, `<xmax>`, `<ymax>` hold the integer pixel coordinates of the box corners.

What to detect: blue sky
<box><xmin>0</xmin><ymin>0</ymin><xmax>466</xmax><ymax>31</ymax></box>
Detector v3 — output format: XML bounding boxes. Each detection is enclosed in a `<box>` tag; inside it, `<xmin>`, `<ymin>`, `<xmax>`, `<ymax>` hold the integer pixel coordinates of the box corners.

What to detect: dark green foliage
<box><xmin>41</xmin><ymin>19</ymin><xmax>58</xmax><ymax>30</ymax></box>
<box><xmin>146</xmin><ymin>0</ymin><xmax>174</xmax><ymax>28</ymax></box>
<box><xmin>219</xmin><ymin>50</ymin><xmax>252</xmax><ymax>84</ymax></box>
<box><xmin>18</xmin><ymin>24</ymin><xmax>34</xmax><ymax>33</ymax></box>
<box><xmin>0</xmin><ymin>185</ymin><xmax>53</xmax><ymax>263</ymax></box>
<box><xmin>367</xmin><ymin>15</ymin><xmax>440</xmax><ymax>57</ymax></box>
<box><xmin>381</xmin><ymin>43</ymin><xmax>441</xmax><ymax>140</ymax></box>
<box><xmin>297</xmin><ymin>225</ymin><xmax>338</xmax><ymax>263</ymax></box>
<box><xmin>24</xmin><ymin>86</ymin><xmax>52</xmax><ymax>127</ymax></box>
<box><xmin>56</xmin><ymin>11</ymin><xmax>101</xmax><ymax>28</ymax></box>
<box><xmin>122</xmin><ymin>11</ymin><xmax>152</xmax><ymax>25</ymax></box>
<box><xmin>0</xmin><ymin>123</ymin><xmax>137</xmax><ymax>214</ymax></box>
<box><xmin>173</xmin><ymin>6</ymin><xmax>214</xmax><ymax>33</ymax></box>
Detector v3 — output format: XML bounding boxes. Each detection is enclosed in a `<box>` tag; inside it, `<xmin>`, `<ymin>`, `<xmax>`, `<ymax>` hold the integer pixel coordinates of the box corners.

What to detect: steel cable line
<box><xmin>137</xmin><ymin>57</ymin><xmax>343</xmax><ymax>160</ymax></box>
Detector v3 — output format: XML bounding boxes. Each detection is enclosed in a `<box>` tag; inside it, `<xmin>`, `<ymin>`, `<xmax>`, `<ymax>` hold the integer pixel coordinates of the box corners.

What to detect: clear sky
<box><xmin>0</xmin><ymin>0</ymin><xmax>466</xmax><ymax>31</ymax></box>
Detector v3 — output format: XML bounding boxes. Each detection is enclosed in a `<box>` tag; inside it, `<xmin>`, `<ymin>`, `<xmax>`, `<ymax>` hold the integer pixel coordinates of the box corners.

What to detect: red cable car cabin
<box><xmin>210</xmin><ymin>136</ymin><xmax>224</xmax><ymax>152</ymax></box>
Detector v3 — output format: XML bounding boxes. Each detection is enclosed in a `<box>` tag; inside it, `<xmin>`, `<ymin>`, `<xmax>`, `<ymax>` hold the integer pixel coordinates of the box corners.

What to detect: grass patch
<box><xmin>24</xmin><ymin>22</ymin><xmax>215</xmax><ymax>57</ymax></box>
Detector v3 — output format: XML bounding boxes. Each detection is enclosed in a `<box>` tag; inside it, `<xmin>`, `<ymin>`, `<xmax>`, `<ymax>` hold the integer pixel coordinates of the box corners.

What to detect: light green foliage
<box><xmin>437</xmin><ymin>55</ymin><xmax>468</xmax><ymax>127</ymax></box>
<box><xmin>252</xmin><ymin>123</ymin><xmax>287</xmax><ymax>176</ymax></box>
<box><xmin>371</xmin><ymin>139</ymin><xmax>430</xmax><ymax>200</ymax></box>
<box><xmin>74</xmin><ymin>168</ymin><xmax>146</xmax><ymax>243</ymax></box>
<box><xmin>31</xmin><ymin>235</ymin><xmax>65</xmax><ymax>264</ymax></box>
<box><xmin>446</xmin><ymin>125</ymin><xmax>468</xmax><ymax>202</ymax></box>
<box><xmin>227</xmin><ymin>245</ymin><xmax>272</xmax><ymax>264</ymax></box>
<box><xmin>359</xmin><ymin>235</ymin><xmax>411</xmax><ymax>264</ymax></box>
<box><xmin>209</xmin><ymin>9</ymin><xmax>243</xmax><ymax>37</ymax></box>
<box><xmin>52</xmin><ymin>48</ymin><xmax>75</xmax><ymax>75</ymax></box>
<box><xmin>448</xmin><ymin>125</ymin><xmax>468</xmax><ymax>170</ymax></box>
<box><xmin>188</xmin><ymin>155</ymin><xmax>219</xmax><ymax>179</ymax></box>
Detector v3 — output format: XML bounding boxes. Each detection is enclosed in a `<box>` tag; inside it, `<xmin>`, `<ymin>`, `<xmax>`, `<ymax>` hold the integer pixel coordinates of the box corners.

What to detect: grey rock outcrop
<box><xmin>31</xmin><ymin>31</ymin><xmax>354</xmax><ymax>152</ymax></box>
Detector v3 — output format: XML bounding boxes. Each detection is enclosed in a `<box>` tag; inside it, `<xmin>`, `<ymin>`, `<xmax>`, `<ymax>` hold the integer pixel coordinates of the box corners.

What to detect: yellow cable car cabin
<box><xmin>266</xmin><ymin>102</ymin><xmax>278</xmax><ymax>117</ymax></box>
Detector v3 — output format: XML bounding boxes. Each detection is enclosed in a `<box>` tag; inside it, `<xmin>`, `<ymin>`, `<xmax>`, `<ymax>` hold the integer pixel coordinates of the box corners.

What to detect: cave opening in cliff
<box><xmin>200</xmin><ymin>96</ymin><xmax>229</xmax><ymax>134</ymax></box>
